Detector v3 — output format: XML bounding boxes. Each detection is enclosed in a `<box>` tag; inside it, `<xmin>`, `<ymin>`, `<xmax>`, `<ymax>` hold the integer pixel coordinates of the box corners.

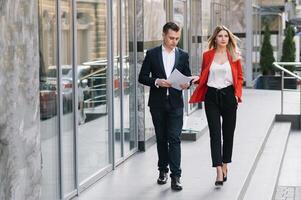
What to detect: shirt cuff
<box><xmin>155</xmin><ymin>79</ymin><xmax>159</xmax><ymax>88</ymax></box>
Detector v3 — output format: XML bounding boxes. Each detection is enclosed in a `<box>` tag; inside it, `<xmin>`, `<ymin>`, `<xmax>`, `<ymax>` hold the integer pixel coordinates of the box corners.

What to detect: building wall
<box><xmin>261</xmin><ymin>0</ymin><xmax>285</xmax><ymax>7</ymax></box>
<box><xmin>0</xmin><ymin>1</ymin><xmax>41</xmax><ymax>200</ymax></box>
<box><xmin>229</xmin><ymin>0</ymin><xmax>246</xmax><ymax>33</ymax></box>
<box><xmin>0</xmin><ymin>0</ymin><xmax>269</xmax><ymax>199</ymax></box>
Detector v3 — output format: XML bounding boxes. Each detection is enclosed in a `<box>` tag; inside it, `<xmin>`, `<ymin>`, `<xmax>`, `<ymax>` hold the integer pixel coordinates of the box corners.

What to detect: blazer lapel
<box><xmin>199</xmin><ymin>49</ymin><xmax>215</xmax><ymax>85</ymax></box>
<box><xmin>172</xmin><ymin>48</ymin><xmax>180</xmax><ymax>72</ymax></box>
<box><xmin>205</xmin><ymin>49</ymin><xmax>215</xmax><ymax>75</ymax></box>
<box><xmin>158</xmin><ymin>46</ymin><xmax>167</xmax><ymax>78</ymax></box>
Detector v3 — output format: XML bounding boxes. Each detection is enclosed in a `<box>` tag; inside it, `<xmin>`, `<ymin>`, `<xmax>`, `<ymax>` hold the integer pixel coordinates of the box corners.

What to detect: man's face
<box><xmin>162</xmin><ymin>29</ymin><xmax>181</xmax><ymax>51</ymax></box>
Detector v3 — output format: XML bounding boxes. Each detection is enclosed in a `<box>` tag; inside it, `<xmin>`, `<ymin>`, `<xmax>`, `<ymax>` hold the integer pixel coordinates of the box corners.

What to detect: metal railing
<box><xmin>273</xmin><ymin>62</ymin><xmax>301</xmax><ymax>115</ymax></box>
<box><xmin>82</xmin><ymin>69</ymin><xmax>107</xmax><ymax>109</ymax></box>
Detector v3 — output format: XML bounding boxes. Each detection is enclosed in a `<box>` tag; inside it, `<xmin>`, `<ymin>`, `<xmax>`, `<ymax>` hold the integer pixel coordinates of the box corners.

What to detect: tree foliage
<box><xmin>260</xmin><ymin>25</ymin><xmax>275</xmax><ymax>75</ymax></box>
<box><xmin>281</xmin><ymin>25</ymin><xmax>296</xmax><ymax>72</ymax></box>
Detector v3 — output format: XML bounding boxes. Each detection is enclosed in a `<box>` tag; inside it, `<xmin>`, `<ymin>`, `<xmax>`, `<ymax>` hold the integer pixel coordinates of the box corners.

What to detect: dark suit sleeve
<box><xmin>138</xmin><ymin>50</ymin><xmax>156</xmax><ymax>87</ymax></box>
<box><xmin>179</xmin><ymin>52</ymin><xmax>192</xmax><ymax>88</ymax></box>
<box><xmin>182</xmin><ymin>53</ymin><xmax>191</xmax><ymax>77</ymax></box>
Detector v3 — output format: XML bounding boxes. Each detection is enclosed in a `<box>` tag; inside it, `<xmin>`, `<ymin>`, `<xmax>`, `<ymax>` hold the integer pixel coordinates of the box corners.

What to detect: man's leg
<box><xmin>166</xmin><ymin>107</ymin><xmax>183</xmax><ymax>178</ymax></box>
<box><xmin>166</xmin><ymin>106</ymin><xmax>183</xmax><ymax>191</ymax></box>
<box><xmin>150</xmin><ymin>108</ymin><xmax>169</xmax><ymax>173</ymax></box>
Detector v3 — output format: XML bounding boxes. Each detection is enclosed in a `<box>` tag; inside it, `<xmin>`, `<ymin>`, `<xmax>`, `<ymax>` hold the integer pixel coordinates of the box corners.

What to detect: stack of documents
<box><xmin>167</xmin><ymin>69</ymin><xmax>192</xmax><ymax>90</ymax></box>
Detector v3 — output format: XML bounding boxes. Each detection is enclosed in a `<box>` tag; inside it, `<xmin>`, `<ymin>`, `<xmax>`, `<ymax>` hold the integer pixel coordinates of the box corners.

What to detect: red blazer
<box><xmin>189</xmin><ymin>48</ymin><xmax>243</xmax><ymax>103</ymax></box>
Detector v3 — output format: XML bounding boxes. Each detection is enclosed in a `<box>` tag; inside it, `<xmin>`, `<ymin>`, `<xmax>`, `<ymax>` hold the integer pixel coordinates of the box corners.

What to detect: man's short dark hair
<box><xmin>163</xmin><ymin>22</ymin><xmax>180</xmax><ymax>34</ymax></box>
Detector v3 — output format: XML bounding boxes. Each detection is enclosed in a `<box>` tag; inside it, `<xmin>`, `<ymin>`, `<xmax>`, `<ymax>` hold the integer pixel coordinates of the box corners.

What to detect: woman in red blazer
<box><xmin>189</xmin><ymin>25</ymin><xmax>243</xmax><ymax>187</ymax></box>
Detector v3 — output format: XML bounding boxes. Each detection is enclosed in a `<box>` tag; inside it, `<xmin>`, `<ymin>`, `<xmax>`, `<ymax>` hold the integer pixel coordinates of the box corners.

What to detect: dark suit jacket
<box><xmin>138</xmin><ymin>45</ymin><xmax>191</xmax><ymax>108</ymax></box>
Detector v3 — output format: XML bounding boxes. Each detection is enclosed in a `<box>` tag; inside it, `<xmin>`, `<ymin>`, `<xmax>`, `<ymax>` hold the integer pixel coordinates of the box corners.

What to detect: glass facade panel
<box><xmin>189</xmin><ymin>0</ymin><xmax>201</xmax><ymax>112</ymax></box>
<box><xmin>174</xmin><ymin>0</ymin><xmax>187</xmax><ymax>50</ymax></box>
<box><xmin>39</xmin><ymin>0</ymin><xmax>60</xmax><ymax>199</ymax></box>
<box><xmin>76</xmin><ymin>0</ymin><xmax>110</xmax><ymax>183</ymax></box>
<box><xmin>144</xmin><ymin>0</ymin><xmax>166</xmax><ymax>43</ymax></box>
<box><xmin>113</xmin><ymin>0</ymin><xmax>123</xmax><ymax>162</ymax></box>
<box><xmin>122</xmin><ymin>0</ymin><xmax>137</xmax><ymax>154</ymax></box>
<box><xmin>60</xmin><ymin>0</ymin><xmax>76</xmax><ymax>195</ymax></box>
<box><xmin>201</xmin><ymin>0</ymin><xmax>211</xmax><ymax>36</ymax></box>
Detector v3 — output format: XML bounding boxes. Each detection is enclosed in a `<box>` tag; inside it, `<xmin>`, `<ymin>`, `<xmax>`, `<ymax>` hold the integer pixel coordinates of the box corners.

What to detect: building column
<box><xmin>245</xmin><ymin>0</ymin><xmax>253</xmax><ymax>87</ymax></box>
<box><xmin>136</xmin><ymin>0</ymin><xmax>147</xmax><ymax>151</ymax></box>
<box><xmin>0</xmin><ymin>1</ymin><xmax>41</xmax><ymax>199</ymax></box>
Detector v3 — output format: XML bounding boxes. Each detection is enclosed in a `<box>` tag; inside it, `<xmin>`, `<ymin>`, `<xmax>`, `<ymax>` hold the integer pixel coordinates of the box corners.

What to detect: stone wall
<box><xmin>0</xmin><ymin>0</ymin><xmax>41</xmax><ymax>199</ymax></box>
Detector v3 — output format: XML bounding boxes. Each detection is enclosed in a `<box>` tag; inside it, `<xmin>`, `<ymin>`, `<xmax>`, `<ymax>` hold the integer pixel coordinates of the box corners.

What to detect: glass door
<box><xmin>39</xmin><ymin>0</ymin><xmax>60</xmax><ymax>199</ymax></box>
<box><xmin>76</xmin><ymin>0</ymin><xmax>110</xmax><ymax>184</ymax></box>
<box><xmin>113</xmin><ymin>0</ymin><xmax>137</xmax><ymax>166</ymax></box>
<box><xmin>122</xmin><ymin>0</ymin><xmax>137</xmax><ymax>156</ymax></box>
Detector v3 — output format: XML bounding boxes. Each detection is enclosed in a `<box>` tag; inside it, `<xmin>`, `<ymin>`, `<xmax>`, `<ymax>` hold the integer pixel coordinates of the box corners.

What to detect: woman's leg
<box><xmin>221</xmin><ymin>91</ymin><xmax>237</xmax><ymax>165</ymax></box>
<box><xmin>205</xmin><ymin>90</ymin><xmax>223</xmax><ymax>168</ymax></box>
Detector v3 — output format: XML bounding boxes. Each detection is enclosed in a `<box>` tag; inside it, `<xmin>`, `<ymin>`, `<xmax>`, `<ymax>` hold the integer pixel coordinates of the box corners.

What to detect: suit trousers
<box><xmin>150</xmin><ymin>96</ymin><xmax>183</xmax><ymax>177</ymax></box>
<box><xmin>204</xmin><ymin>85</ymin><xmax>237</xmax><ymax>167</ymax></box>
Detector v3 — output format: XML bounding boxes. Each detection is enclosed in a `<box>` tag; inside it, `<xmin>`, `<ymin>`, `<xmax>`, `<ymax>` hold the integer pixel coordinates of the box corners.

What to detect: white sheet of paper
<box><xmin>167</xmin><ymin>68</ymin><xmax>192</xmax><ymax>90</ymax></box>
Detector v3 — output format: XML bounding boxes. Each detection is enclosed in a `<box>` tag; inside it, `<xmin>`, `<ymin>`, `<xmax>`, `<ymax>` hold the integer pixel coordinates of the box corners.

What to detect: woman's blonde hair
<box><xmin>208</xmin><ymin>25</ymin><xmax>241</xmax><ymax>61</ymax></box>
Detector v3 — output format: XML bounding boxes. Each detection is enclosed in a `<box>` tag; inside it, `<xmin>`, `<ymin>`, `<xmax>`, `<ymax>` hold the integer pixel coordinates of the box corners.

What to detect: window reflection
<box><xmin>60</xmin><ymin>0</ymin><xmax>76</xmax><ymax>196</ymax></box>
<box><xmin>76</xmin><ymin>0</ymin><xmax>110</xmax><ymax>183</ymax></box>
<box><xmin>39</xmin><ymin>0</ymin><xmax>60</xmax><ymax>199</ymax></box>
<box><xmin>122</xmin><ymin>0</ymin><xmax>137</xmax><ymax>154</ymax></box>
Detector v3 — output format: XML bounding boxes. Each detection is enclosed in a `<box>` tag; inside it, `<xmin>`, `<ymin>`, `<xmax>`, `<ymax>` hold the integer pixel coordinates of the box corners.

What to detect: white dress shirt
<box><xmin>162</xmin><ymin>45</ymin><xmax>176</xmax><ymax>78</ymax></box>
<box><xmin>207</xmin><ymin>61</ymin><xmax>233</xmax><ymax>89</ymax></box>
<box><xmin>160</xmin><ymin>45</ymin><xmax>176</xmax><ymax>95</ymax></box>
<box><xmin>154</xmin><ymin>45</ymin><xmax>176</xmax><ymax>93</ymax></box>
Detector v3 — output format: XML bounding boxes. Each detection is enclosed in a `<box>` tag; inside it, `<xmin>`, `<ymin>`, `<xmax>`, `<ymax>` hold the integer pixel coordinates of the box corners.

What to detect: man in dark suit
<box><xmin>138</xmin><ymin>22</ymin><xmax>198</xmax><ymax>191</ymax></box>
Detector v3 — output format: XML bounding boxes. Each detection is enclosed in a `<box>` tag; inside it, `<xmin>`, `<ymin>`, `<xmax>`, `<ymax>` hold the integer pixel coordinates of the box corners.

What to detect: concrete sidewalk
<box><xmin>75</xmin><ymin>89</ymin><xmax>298</xmax><ymax>200</ymax></box>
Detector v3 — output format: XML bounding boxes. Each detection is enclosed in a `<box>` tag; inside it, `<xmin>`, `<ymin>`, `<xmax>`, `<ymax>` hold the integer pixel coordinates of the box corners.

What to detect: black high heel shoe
<box><xmin>223</xmin><ymin>175</ymin><xmax>227</xmax><ymax>182</ymax></box>
<box><xmin>215</xmin><ymin>172</ymin><xmax>224</xmax><ymax>188</ymax></box>
<box><xmin>215</xmin><ymin>180</ymin><xmax>223</xmax><ymax>187</ymax></box>
<box><xmin>223</xmin><ymin>169</ymin><xmax>228</xmax><ymax>182</ymax></box>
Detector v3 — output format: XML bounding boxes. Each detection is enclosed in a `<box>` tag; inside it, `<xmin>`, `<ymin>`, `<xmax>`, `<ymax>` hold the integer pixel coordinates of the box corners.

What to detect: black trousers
<box><xmin>150</xmin><ymin>96</ymin><xmax>183</xmax><ymax>178</ymax></box>
<box><xmin>205</xmin><ymin>85</ymin><xmax>237</xmax><ymax>167</ymax></box>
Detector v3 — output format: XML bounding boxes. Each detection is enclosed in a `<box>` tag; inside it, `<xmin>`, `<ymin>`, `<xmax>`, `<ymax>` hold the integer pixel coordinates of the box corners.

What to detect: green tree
<box><xmin>281</xmin><ymin>25</ymin><xmax>296</xmax><ymax>72</ymax></box>
<box><xmin>260</xmin><ymin>25</ymin><xmax>275</xmax><ymax>75</ymax></box>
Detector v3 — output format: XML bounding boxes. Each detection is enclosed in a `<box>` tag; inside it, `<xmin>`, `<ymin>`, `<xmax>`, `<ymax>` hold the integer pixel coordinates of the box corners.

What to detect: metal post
<box><xmin>134</xmin><ymin>0</ymin><xmax>138</xmax><ymax>152</ymax></box>
<box><xmin>299</xmin><ymin>84</ymin><xmax>301</xmax><ymax>129</ymax></box>
<box><xmin>107</xmin><ymin>0</ymin><xmax>115</xmax><ymax>169</ymax></box>
<box><xmin>281</xmin><ymin>71</ymin><xmax>284</xmax><ymax>114</ymax></box>
<box><xmin>245</xmin><ymin>0</ymin><xmax>253</xmax><ymax>87</ymax></box>
<box><xmin>296</xmin><ymin>79</ymin><xmax>301</xmax><ymax>117</ymax></box>
<box><xmin>71</xmin><ymin>0</ymin><xmax>80</xmax><ymax>196</ymax></box>
<box><xmin>119</xmin><ymin>0</ymin><xmax>124</xmax><ymax>160</ymax></box>
<box><xmin>55</xmin><ymin>0</ymin><xmax>64</xmax><ymax>198</ymax></box>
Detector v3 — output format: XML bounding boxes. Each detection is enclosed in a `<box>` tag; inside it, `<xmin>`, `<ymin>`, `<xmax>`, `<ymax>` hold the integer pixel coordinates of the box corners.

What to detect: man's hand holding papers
<box><xmin>167</xmin><ymin>69</ymin><xmax>193</xmax><ymax>90</ymax></box>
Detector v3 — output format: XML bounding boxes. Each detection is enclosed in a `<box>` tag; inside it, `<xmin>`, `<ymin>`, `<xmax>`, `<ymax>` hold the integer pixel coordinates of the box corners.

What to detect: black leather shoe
<box><xmin>157</xmin><ymin>171</ymin><xmax>168</xmax><ymax>185</ymax></box>
<box><xmin>171</xmin><ymin>176</ymin><xmax>183</xmax><ymax>191</ymax></box>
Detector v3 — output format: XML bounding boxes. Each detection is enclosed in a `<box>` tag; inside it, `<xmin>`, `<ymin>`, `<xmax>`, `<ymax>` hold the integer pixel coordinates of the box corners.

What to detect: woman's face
<box><xmin>215</xmin><ymin>30</ymin><xmax>229</xmax><ymax>48</ymax></box>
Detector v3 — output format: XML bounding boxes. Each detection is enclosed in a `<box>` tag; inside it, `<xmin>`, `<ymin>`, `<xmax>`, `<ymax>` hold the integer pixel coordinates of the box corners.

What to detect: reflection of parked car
<box><xmin>40</xmin><ymin>81</ymin><xmax>57</xmax><ymax>119</ymax></box>
<box><xmin>40</xmin><ymin>63</ymin><xmax>108</xmax><ymax>123</ymax></box>
<box><xmin>45</xmin><ymin>65</ymin><xmax>107</xmax><ymax>114</ymax></box>
<box><xmin>45</xmin><ymin>65</ymin><xmax>90</xmax><ymax>113</ymax></box>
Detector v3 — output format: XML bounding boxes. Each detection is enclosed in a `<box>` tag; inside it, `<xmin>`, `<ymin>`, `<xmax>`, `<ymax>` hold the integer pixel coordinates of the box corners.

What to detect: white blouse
<box><xmin>207</xmin><ymin>61</ymin><xmax>233</xmax><ymax>89</ymax></box>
